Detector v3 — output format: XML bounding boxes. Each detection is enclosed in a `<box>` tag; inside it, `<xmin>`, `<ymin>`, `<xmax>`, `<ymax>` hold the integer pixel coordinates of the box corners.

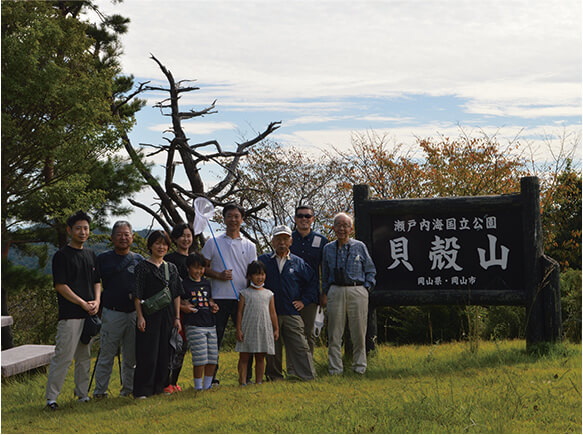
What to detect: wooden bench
<box><xmin>1</xmin><ymin>316</ymin><xmax>14</xmax><ymax>328</ymax></box>
<box><xmin>1</xmin><ymin>345</ymin><xmax>55</xmax><ymax>377</ymax></box>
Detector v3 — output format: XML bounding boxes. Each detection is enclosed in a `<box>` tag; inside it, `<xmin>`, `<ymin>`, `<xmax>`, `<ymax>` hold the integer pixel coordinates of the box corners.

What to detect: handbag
<box><xmin>313</xmin><ymin>305</ymin><xmax>325</xmax><ymax>338</ymax></box>
<box><xmin>80</xmin><ymin>314</ymin><xmax>102</xmax><ymax>345</ymax></box>
<box><xmin>141</xmin><ymin>262</ymin><xmax>172</xmax><ymax>315</ymax></box>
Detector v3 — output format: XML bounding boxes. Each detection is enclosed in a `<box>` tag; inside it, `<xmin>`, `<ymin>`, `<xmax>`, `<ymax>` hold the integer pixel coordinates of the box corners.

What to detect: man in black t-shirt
<box><xmin>46</xmin><ymin>211</ymin><xmax>101</xmax><ymax>410</ymax></box>
<box><xmin>93</xmin><ymin>221</ymin><xmax>144</xmax><ymax>399</ymax></box>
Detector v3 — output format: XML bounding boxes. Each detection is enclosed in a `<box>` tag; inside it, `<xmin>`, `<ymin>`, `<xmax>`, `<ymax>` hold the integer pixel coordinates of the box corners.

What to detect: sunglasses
<box><xmin>295</xmin><ymin>213</ymin><xmax>314</xmax><ymax>219</ymax></box>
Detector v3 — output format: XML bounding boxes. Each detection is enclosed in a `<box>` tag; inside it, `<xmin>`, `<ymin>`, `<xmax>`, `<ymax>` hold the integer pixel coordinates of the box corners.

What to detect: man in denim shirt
<box><xmin>321</xmin><ymin>213</ymin><xmax>376</xmax><ymax>375</ymax></box>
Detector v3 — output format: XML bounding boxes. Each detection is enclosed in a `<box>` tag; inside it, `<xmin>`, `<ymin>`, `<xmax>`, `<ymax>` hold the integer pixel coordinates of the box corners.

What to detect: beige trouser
<box><xmin>266</xmin><ymin>315</ymin><xmax>315</xmax><ymax>381</ymax></box>
<box><xmin>46</xmin><ymin>318</ymin><xmax>92</xmax><ymax>402</ymax></box>
<box><xmin>287</xmin><ymin>303</ymin><xmax>318</xmax><ymax>376</ymax></box>
<box><xmin>299</xmin><ymin>302</ymin><xmax>318</xmax><ymax>355</ymax></box>
<box><xmin>327</xmin><ymin>284</ymin><xmax>369</xmax><ymax>374</ymax></box>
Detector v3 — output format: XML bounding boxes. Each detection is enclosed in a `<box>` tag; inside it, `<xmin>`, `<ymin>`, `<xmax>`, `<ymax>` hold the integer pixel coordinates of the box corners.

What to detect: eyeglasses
<box><xmin>295</xmin><ymin>213</ymin><xmax>314</xmax><ymax>219</ymax></box>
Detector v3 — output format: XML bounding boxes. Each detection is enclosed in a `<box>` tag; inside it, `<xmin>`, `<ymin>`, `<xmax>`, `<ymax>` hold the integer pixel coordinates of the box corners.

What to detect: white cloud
<box><xmin>91</xmin><ymin>0</ymin><xmax>581</xmax><ymax>112</ymax></box>
<box><xmin>274</xmin><ymin>123</ymin><xmax>582</xmax><ymax>162</ymax></box>
<box><xmin>286</xmin><ymin>115</ymin><xmax>351</xmax><ymax>126</ymax></box>
<box><xmin>357</xmin><ymin>115</ymin><xmax>416</xmax><ymax>123</ymax></box>
<box><xmin>147</xmin><ymin>121</ymin><xmax>237</xmax><ymax>135</ymax></box>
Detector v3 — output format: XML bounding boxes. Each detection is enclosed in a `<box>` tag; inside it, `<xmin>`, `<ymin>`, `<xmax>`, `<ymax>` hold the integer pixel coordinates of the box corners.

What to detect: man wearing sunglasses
<box><xmin>290</xmin><ymin>205</ymin><xmax>328</xmax><ymax>357</ymax></box>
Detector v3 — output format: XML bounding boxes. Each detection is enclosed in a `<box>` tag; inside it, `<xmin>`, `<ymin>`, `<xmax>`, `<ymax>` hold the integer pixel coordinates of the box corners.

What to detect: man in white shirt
<box><xmin>201</xmin><ymin>203</ymin><xmax>257</xmax><ymax>383</ymax></box>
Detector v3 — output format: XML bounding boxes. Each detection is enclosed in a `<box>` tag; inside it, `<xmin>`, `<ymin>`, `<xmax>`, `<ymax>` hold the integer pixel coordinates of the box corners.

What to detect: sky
<box><xmin>90</xmin><ymin>0</ymin><xmax>582</xmax><ymax>230</ymax></box>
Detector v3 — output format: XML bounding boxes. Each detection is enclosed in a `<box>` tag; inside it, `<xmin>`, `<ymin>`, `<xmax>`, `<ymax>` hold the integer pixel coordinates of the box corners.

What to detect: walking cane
<box><xmin>88</xmin><ymin>344</ymin><xmax>101</xmax><ymax>392</ymax></box>
<box><xmin>118</xmin><ymin>348</ymin><xmax>122</xmax><ymax>387</ymax></box>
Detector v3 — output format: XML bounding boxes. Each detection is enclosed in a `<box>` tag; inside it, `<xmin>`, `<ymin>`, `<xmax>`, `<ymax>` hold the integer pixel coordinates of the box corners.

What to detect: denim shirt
<box><xmin>322</xmin><ymin>239</ymin><xmax>376</xmax><ymax>294</ymax></box>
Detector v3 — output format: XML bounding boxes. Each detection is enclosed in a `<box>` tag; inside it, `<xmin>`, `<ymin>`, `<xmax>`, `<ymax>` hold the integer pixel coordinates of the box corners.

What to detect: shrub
<box><xmin>482</xmin><ymin>306</ymin><xmax>525</xmax><ymax>340</ymax></box>
<box><xmin>560</xmin><ymin>268</ymin><xmax>582</xmax><ymax>342</ymax></box>
<box><xmin>2</xmin><ymin>260</ymin><xmax>58</xmax><ymax>345</ymax></box>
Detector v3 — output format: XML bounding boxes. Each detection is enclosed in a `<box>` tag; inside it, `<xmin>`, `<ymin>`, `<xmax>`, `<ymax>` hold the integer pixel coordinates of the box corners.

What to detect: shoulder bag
<box><xmin>141</xmin><ymin>261</ymin><xmax>172</xmax><ymax>315</ymax></box>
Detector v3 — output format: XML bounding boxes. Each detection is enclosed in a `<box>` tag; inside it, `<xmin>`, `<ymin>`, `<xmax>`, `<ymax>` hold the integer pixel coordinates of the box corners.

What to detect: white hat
<box><xmin>271</xmin><ymin>224</ymin><xmax>292</xmax><ymax>237</ymax></box>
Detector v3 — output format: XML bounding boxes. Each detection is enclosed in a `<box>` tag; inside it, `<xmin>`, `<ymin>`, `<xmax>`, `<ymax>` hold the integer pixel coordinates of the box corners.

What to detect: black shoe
<box><xmin>46</xmin><ymin>402</ymin><xmax>58</xmax><ymax>411</ymax></box>
<box><xmin>211</xmin><ymin>378</ymin><xmax>220</xmax><ymax>385</ymax></box>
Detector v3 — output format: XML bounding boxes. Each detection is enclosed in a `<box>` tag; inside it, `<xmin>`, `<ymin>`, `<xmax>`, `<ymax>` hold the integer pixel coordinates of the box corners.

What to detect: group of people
<box><xmin>44</xmin><ymin>204</ymin><xmax>376</xmax><ymax>409</ymax></box>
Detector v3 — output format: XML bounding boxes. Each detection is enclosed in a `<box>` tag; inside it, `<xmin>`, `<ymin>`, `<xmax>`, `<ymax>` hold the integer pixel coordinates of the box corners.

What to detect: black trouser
<box><xmin>214</xmin><ymin>299</ymin><xmax>252</xmax><ymax>382</ymax></box>
<box><xmin>133</xmin><ymin>309</ymin><xmax>172</xmax><ymax>397</ymax></box>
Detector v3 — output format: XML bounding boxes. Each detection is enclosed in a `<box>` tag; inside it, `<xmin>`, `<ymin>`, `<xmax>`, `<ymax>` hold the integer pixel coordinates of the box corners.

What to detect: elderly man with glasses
<box><xmin>321</xmin><ymin>212</ymin><xmax>376</xmax><ymax>375</ymax></box>
<box><xmin>290</xmin><ymin>205</ymin><xmax>328</xmax><ymax>357</ymax></box>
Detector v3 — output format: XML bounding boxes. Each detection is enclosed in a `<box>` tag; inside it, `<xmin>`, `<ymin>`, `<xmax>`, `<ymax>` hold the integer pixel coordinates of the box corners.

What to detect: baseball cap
<box><xmin>271</xmin><ymin>225</ymin><xmax>292</xmax><ymax>237</ymax></box>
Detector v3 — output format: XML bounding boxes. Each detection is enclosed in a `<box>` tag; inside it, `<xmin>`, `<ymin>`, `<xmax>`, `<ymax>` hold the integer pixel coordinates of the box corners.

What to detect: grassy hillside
<box><xmin>1</xmin><ymin>340</ymin><xmax>580</xmax><ymax>433</ymax></box>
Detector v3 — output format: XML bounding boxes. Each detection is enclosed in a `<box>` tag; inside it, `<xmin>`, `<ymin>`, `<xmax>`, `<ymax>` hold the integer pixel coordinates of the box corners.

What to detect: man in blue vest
<box><xmin>260</xmin><ymin>225</ymin><xmax>317</xmax><ymax>381</ymax></box>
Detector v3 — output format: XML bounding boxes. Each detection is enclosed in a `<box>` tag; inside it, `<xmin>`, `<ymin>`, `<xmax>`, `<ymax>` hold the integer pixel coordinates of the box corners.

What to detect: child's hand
<box><xmin>181</xmin><ymin>302</ymin><xmax>197</xmax><ymax>313</ymax></box>
<box><xmin>273</xmin><ymin>329</ymin><xmax>279</xmax><ymax>341</ymax></box>
<box><xmin>236</xmin><ymin>329</ymin><xmax>244</xmax><ymax>342</ymax></box>
<box><xmin>210</xmin><ymin>302</ymin><xmax>219</xmax><ymax>313</ymax></box>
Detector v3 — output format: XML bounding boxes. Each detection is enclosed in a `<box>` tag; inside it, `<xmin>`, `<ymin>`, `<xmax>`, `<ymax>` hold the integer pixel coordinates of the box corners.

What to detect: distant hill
<box><xmin>6</xmin><ymin>229</ymin><xmax>154</xmax><ymax>275</ymax></box>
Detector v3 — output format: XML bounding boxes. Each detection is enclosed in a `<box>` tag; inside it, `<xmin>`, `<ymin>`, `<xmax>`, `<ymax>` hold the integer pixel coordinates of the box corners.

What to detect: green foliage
<box><xmin>418</xmin><ymin>135</ymin><xmax>525</xmax><ymax>197</ymax></box>
<box><xmin>1</xmin><ymin>0</ymin><xmax>145</xmax><ymax>253</ymax></box>
<box><xmin>381</xmin><ymin>305</ymin><xmax>467</xmax><ymax>344</ymax></box>
<box><xmin>130</xmin><ymin>232</ymin><xmax>150</xmax><ymax>258</ymax></box>
<box><xmin>1</xmin><ymin>260</ymin><xmax>57</xmax><ymax>345</ymax></box>
<box><xmin>560</xmin><ymin>269</ymin><xmax>582</xmax><ymax>342</ymax></box>
<box><xmin>482</xmin><ymin>306</ymin><xmax>525</xmax><ymax>340</ymax></box>
<box><xmin>463</xmin><ymin>305</ymin><xmax>487</xmax><ymax>353</ymax></box>
<box><xmin>1</xmin><ymin>259</ymin><xmax>51</xmax><ymax>293</ymax></box>
<box><xmin>542</xmin><ymin>161</ymin><xmax>582</xmax><ymax>270</ymax></box>
<box><xmin>85</xmin><ymin>156</ymin><xmax>146</xmax><ymax>227</ymax></box>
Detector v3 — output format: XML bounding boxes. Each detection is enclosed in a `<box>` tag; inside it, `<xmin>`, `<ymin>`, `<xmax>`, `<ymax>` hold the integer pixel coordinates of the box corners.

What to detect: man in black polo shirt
<box><xmin>46</xmin><ymin>211</ymin><xmax>101</xmax><ymax>410</ymax></box>
<box><xmin>290</xmin><ymin>205</ymin><xmax>328</xmax><ymax>357</ymax></box>
<box><xmin>93</xmin><ymin>221</ymin><xmax>143</xmax><ymax>399</ymax></box>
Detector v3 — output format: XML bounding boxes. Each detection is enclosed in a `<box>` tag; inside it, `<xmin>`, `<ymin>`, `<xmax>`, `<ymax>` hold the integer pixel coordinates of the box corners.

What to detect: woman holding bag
<box><xmin>133</xmin><ymin>231</ymin><xmax>182</xmax><ymax>398</ymax></box>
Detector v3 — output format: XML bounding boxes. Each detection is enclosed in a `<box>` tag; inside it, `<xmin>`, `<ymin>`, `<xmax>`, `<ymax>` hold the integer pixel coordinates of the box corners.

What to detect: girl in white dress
<box><xmin>235</xmin><ymin>261</ymin><xmax>279</xmax><ymax>385</ymax></box>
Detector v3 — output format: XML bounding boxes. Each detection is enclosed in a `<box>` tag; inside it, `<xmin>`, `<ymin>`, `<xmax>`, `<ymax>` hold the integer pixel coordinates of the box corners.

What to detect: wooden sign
<box><xmin>354</xmin><ymin>177</ymin><xmax>562</xmax><ymax>347</ymax></box>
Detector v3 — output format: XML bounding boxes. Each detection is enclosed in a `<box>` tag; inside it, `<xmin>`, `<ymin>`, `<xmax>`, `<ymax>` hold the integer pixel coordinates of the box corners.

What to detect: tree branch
<box><xmin>111</xmin><ymin>80</ymin><xmax>150</xmax><ymax>114</ymax></box>
<box><xmin>207</xmin><ymin>121</ymin><xmax>281</xmax><ymax>198</ymax></box>
<box><xmin>128</xmin><ymin>198</ymin><xmax>171</xmax><ymax>233</ymax></box>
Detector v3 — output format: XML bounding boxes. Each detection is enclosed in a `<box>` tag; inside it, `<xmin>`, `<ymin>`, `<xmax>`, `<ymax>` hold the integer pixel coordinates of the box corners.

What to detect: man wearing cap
<box><xmin>290</xmin><ymin>205</ymin><xmax>328</xmax><ymax>357</ymax></box>
<box><xmin>321</xmin><ymin>212</ymin><xmax>376</xmax><ymax>375</ymax></box>
<box><xmin>259</xmin><ymin>225</ymin><xmax>317</xmax><ymax>381</ymax></box>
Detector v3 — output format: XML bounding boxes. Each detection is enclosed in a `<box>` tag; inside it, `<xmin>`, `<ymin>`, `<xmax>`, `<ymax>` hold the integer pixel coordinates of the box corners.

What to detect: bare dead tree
<box><xmin>117</xmin><ymin>55</ymin><xmax>281</xmax><ymax>246</ymax></box>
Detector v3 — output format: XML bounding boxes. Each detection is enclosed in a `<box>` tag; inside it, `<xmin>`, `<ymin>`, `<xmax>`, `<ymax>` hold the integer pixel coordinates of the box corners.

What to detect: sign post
<box><xmin>354</xmin><ymin>176</ymin><xmax>562</xmax><ymax>349</ymax></box>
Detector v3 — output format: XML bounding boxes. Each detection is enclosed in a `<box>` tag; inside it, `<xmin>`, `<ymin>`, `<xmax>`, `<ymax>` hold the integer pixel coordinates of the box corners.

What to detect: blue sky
<box><xmin>90</xmin><ymin>0</ymin><xmax>582</xmax><ymax>230</ymax></box>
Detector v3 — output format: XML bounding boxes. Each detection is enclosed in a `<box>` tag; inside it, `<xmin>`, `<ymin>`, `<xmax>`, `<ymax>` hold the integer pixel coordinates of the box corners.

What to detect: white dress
<box><xmin>235</xmin><ymin>287</ymin><xmax>275</xmax><ymax>355</ymax></box>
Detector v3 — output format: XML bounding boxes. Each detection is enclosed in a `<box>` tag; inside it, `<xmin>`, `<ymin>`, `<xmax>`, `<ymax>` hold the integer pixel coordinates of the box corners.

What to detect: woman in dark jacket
<box><xmin>133</xmin><ymin>230</ymin><xmax>182</xmax><ymax>398</ymax></box>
